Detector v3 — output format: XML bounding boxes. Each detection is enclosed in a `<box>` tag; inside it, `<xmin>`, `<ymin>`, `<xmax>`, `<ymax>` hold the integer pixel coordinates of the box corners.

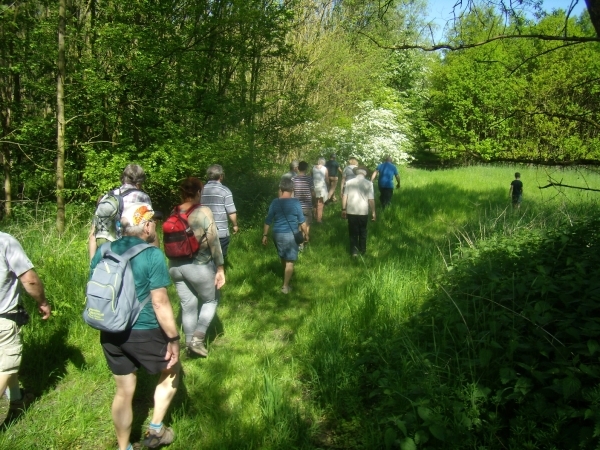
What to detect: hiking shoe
<box><xmin>281</xmin><ymin>286</ymin><xmax>292</xmax><ymax>294</ymax></box>
<box><xmin>9</xmin><ymin>390</ymin><xmax>35</xmax><ymax>413</ymax></box>
<box><xmin>142</xmin><ymin>426</ymin><xmax>175</xmax><ymax>448</ymax></box>
<box><xmin>188</xmin><ymin>337</ymin><xmax>208</xmax><ymax>357</ymax></box>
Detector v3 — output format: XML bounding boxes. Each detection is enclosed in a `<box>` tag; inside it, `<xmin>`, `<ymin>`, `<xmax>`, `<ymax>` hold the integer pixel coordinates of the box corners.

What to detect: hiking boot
<box><xmin>188</xmin><ymin>337</ymin><xmax>208</xmax><ymax>357</ymax></box>
<box><xmin>142</xmin><ymin>426</ymin><xmax>175</xmax><ymax>448</ymax></box>
<box><xmin>8</xmin><ymin>390</ymin><xmax>35</xmax><ymax>413</ymax></box>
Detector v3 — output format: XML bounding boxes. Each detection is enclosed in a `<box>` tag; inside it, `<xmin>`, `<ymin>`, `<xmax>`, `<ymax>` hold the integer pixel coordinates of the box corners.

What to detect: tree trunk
<box><xmin>56</xmin><ymin>0</ymin><xmax>66</xmax><ymax>233</ymax></box>
<box><xmin>585</xmin><ymin>0</ymin><xmax>600</xmax><ymax>37</ymax></box>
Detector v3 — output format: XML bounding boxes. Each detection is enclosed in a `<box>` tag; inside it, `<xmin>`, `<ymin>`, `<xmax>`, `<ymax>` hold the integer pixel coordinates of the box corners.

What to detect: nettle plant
<box><xmin>320</xmin><ymin>101</ymin><xmax>414</xmax><ymax>167</ymax></box>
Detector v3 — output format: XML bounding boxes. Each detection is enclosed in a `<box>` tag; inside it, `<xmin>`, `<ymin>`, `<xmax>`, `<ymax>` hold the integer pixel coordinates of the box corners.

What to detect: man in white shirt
<box><xmin>341</xmin><ymin>167</ymin><xmax>376</xmax><ymax>257</ymax></box>
<box><xmin>0</xmin><ymin>232</ymin><xmax>51</xmax><ymax>418</ymax></box>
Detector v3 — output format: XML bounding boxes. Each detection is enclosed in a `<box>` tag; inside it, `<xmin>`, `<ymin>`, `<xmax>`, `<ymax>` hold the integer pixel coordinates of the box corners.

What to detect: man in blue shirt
<box><xmin>371</xmin><ymin>156</ymin><xmax>400</xmax><ymax>209</ymax></box>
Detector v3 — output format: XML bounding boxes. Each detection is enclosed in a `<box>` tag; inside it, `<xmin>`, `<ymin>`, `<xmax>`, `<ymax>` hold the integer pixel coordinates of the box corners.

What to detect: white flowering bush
<box><xmin>317</xmin><ymin>101</ymin><xmax>414</xmax><ymax>167</ymax></box>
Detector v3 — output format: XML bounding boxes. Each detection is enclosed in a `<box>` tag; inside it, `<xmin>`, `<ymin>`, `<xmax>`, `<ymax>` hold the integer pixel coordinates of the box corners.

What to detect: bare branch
<box><xmin>358</xmin><ymin>31</ymin><xmax>600</xmax><ymax>52</ymax></box>
<box><xmin>539</xmin><ymin>181</ymin><xmax>600</xmax><ymax>191</ymax></box>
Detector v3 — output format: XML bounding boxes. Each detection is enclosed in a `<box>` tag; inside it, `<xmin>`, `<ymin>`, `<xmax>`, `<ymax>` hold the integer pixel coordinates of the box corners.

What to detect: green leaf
<box><xmin>562</xmin><ymin>376</ymin><xmax>581</xmax><ymax>399</ymax></box>
<box><xmin>418</xmin><ymin>406</ymin><xmax>433</xmax><ymax>421</ymax></box>
<box><xmin>429</xmin><ymin>423</ymin><xmax>446</xmax><ymax>441</ymax></box>
<box><xmin>400</xmin><ymin>437</ymin><xmax>417</xmax><ymax>450</ymax></box>
<box><xmin>587</xmin><ymin>340</ymin><xmax>600</xmax><ymax>356</ymax></box>
<box><xmin>384</xmin><ymin>428</ymin><xmax>397</xmax><ymax>449</ymax></box>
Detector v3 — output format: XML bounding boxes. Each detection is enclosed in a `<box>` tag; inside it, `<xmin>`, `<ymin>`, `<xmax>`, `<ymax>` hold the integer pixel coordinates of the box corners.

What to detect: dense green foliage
<box><xmin>423</xmin><ymin>9</ymin><xmax>600</xmax><ymax>163</ymax></box>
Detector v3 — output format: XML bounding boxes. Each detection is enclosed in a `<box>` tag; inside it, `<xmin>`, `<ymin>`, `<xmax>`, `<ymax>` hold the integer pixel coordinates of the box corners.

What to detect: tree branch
<box><xmin>539</xmin><ymin>181</ymin><xmax>600</xmax><ymax>191</ymax></box>
<box><xmin>358</xmin><ymin>31</ymin><xmax>600</xmax><ymax>52</ymax></box>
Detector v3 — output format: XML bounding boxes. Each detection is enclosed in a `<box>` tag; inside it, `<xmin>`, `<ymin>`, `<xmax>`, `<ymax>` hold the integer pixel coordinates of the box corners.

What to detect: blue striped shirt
<box><xmin>201</xmin><ymin>181</ymin><xmax>236</xmax><ymax>239</ymax></box>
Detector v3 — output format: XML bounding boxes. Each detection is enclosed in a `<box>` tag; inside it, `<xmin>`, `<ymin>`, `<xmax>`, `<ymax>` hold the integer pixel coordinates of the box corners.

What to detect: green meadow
<box><xmin>1</xmin><ymin>165</ymin><xmax>599</xmax><ymax>449</ymax></box>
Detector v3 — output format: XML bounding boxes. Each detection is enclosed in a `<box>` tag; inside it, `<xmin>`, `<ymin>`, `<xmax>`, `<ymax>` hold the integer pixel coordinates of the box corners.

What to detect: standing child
<box><xmin>509</xmin><ymin>172</ymin><xmax>523</xmax><ymax>209</ymax></box>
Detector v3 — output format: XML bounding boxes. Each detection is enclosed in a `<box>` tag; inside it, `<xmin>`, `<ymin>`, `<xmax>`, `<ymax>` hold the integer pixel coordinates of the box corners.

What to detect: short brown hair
<box><xmin>179</xmin><ymin>177</ymin><xmax>203</xmax><ymax>201</ymax></box>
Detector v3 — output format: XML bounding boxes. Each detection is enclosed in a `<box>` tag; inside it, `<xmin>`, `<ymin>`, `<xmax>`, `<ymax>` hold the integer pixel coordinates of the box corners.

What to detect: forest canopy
<box><xmin>0</xmin><ymin>0</ymin><xmax>598</xmax><ymax>224</ymax></box>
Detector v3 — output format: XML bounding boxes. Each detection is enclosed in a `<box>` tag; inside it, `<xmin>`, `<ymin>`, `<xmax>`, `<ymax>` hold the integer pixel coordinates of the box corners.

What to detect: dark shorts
<box><xmin>273</xmin><ymin>232</ymin><xmax>298</xmax><ymax>261</ymax></box>
<box><xmin>219</xmin><ymin>236</ymin><xmax>230</xmax><ymax>258</ymax></box>
<box><xmin>512</xmin><ymin>194</ymin><xmax>522</xmax><ymax>205</ymax></box>
<box><xmin>101</xmin><ymin>328</ymin><xmax>169</xmax><ymax>376</ymax></box>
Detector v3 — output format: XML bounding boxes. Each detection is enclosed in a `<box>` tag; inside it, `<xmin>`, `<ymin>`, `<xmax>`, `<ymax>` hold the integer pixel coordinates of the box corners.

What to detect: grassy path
<box><xmin>0</xmin><ymin>165</ymin><xmax>599</xmax><ymax>449</ymax></box>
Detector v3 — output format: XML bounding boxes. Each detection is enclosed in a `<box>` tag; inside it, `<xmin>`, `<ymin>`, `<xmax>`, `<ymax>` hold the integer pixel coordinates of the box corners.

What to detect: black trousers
<box><xmin>379</xmin><ymin>187</ymin><xmax>393</xmax><ymax>208</ymax></box>
<box><xmin>347</xmin><ymin>214</ymin><xmax>368</xmax><ymax>255</ymax></box>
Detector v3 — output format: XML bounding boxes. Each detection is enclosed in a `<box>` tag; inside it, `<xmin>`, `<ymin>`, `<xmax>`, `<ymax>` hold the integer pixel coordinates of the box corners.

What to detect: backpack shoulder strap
<box><xmin>119</xmin><ymin>243</ymin><xmax>152</xmax><ymax>262</ymax></box>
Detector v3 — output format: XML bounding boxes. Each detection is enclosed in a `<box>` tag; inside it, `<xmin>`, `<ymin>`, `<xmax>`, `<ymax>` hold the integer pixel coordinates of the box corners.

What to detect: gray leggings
<box><xmin>168</xmin><ymin>261</ymin><xmax>220</xmax><ymax>343</ymax></box>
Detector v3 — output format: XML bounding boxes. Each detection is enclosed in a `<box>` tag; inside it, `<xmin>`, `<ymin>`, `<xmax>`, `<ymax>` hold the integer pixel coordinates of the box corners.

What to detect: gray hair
<box><xmin>206</xmin><ymin>164</ymin><xmax>224</xmax><ymax>181</ymax></box>
<box><xmin>318</xmin><ymin>157</ymin><xmax>326</xmax><ymax>165</ymax></box>
<box><xmin>289</xmin><ymin>160</ymin><xmax>299</xmax><ymax>171</ymax></box>
<box><xmin>121</xmin><ymin>164</ymin><xmax>146</xmax><ymax>186</ymax></box>
<box><xmin>279</xmin><ymin>178</ymin><xmax>294</xmax><ymax>193</ymax></box>
<box><xmin>121</xmin><ymin>220</ymin><xmax>145</xmax><ymax>238</ymax></box>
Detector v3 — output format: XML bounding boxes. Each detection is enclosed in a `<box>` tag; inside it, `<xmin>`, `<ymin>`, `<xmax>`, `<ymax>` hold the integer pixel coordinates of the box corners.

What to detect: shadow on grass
<box><xmin>291</xmin><ymin>180</ymin><xmax>574</xmax><ymax>448</ymax></box>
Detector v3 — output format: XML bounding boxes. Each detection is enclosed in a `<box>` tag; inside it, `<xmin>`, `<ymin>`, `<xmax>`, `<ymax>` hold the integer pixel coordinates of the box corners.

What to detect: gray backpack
<box><xmin>84</xmin><ymin>242</ymin><xmax>151</xmax><ymax>332</ymax></box>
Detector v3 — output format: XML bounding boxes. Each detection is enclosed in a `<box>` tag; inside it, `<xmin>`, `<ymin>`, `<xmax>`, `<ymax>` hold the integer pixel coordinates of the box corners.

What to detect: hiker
<box><xmin>201</xmin><ymin>164</ymin><xmax>238</xmax><ymax>259</ymax></box>
<box><xmin>342</xmin><ymin>167</ymin><xmax>376</xmax><ymax>257</ymax></box>
<box><xmin>509</xmin><ymin>172</ymin><xmax>523</xmax><ymax>210</ymax></box>
<box><xmin>262</xmin><ymin>178</ymin><xmax>307</xmax><ymax>294</ymax></box>
<box><xmin>312</xmin><ymin>157</ymin><xmax>329</xmax><ymax>223</ymax></box>
<box><xmin>0</xmin><ymin>232</ymin><xmax>51</xmax><ymax>421</ymax></box>
<box><xmin>170</xmin><ymin>177</ymin><xmax>225</xmax><ymax>357</ymax></box>
<box><xmin>90</xmin><ymin>203</ymin><xmax>180</xmax><ymax>450</ymax></box>
<box><xmin>340</xmin><ymin>157</ymin><xmax>359</xmax><ymax>196</ymax></box>
<box><xmin>281</xmin><ymin>160</ymin><xmax>299</xmax><ymax>181</ymax></box>
<box><xmin>88</xmin><ymin>164</ymin><xmax>158</xmax><ymax>260</ymax></box>
<box><xmin>292</xmin><ymin>161</ymin><xmax>315</xmax><ymax>245</ymax></box>
<box><xmin>325</xmin><ymin>153</ymin><xmax>342</xmax><ymax>203</ymax></box>
<box><xmin>371</xmin><ymin>155</ymin><xmax>400</xmax><ymax>209</ymax></box>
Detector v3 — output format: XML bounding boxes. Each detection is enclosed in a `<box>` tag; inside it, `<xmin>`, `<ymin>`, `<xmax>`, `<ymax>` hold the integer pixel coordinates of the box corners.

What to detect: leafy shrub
<box><xmin>352</xmin><ymin>216</ymin><xmax>600</xmax><ymax>449</ymax></box>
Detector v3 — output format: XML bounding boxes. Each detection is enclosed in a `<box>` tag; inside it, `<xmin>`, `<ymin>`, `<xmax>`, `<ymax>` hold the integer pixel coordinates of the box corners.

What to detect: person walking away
<box><xmin>292</xmin><ymin>161</ymin><xmax>315</xmax><ymax>245</ymax></box>
<box><xmin>340</xmin><ymin>157</ymin><xmax>358</xmax><ymax>196</ymax></box>
<box><xmin>342</xmin><ymin>167</ymin><xmax>376</xmax><ymax>257</ymax></box>
<box><xmin>170</xmin><ymin>177</ymin><xmax>225</xmax><ymax>357</ymax></box>
<box><xmin>325</xmin><ymin>153</ymin><xmax>342</xmax><ymax>203</ymax></box>
<box><xmin>509</xmin><ymin>172</ymin><xmax>523</xmax><ymax>210</ymax></box>
<box><xmin>0</xmin><ymin>233</ymin><xmax>51</xmax><ymax>421</ymax></box>
<box><xmin>281</xmin><ymin>161</ymin><xmax>299</xmax><ymax>181</ymax></box>
<box><xmin>201</xmin><ymin>164</ymin><xmax>238</xmax><ymax>259</ymax></box>
<box><xmin>262</xmin><ymin>178</ymin><xmax>307</xmax><ymax>294</ymax></box>
<box><xmin>88</xmin><ymin>164</ymin><xmax>159</xmax><ymax>259</ymax></box>
<box><xmin>312</xmin><ymin>157</ymin><xmax>329</xmax><ymax>223</ymax></box>
<box><xmin>371</xmin><ymin>155</ymin><xmax>400</xmax><ymax>209</ymax></box>
<box><xmin>90</xmin><ymin>203</ymin><xmax>180</xmax><ymax>450</ymax></box>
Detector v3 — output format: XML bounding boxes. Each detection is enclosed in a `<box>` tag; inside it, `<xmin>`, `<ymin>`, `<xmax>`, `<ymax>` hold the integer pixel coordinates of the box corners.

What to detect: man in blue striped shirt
<box><xmin>201</xmin><ymin>165</ymin><xmax>238</xmax><ymax>258</ymax></box>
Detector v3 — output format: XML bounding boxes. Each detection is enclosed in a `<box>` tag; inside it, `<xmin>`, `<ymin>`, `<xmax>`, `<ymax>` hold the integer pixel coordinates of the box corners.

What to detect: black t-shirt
<box><xmin>511</xmin><ymin>179</ymin><xmax>523</xmax><ymax>196</ymax></box>
<box><xmin>325</xmin><ymin>160</ymin><xmax>340</xmax><ymax>177</ymax></box>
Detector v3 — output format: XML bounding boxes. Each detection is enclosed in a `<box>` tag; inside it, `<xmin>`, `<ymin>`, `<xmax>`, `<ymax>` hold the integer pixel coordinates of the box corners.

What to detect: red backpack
<box><xmin>162</xmin><ymin>204</ymin><xmax>202</xmax><ymax>259</ymax></box>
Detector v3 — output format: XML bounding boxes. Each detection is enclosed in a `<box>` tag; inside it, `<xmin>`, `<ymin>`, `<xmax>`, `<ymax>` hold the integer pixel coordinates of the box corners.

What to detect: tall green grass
<box><xmin>0</xmin><ymin>165</ymin><xmax>598</xmax><ymax>449</ymax></box>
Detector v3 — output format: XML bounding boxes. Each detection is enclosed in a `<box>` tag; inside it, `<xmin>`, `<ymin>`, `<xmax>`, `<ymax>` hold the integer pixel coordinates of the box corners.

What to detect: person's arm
<box><xmin>395</xmin><ymin>174</ymin><xmax>400</xmax><ymax>189</ymax></box>
<box><xmin>215</xmin><ymin>266</ymin><xmax>225</xmax><ymax>289</ymax></box>
<box><xmin>88</xmin><ymin>223</ymin><xmax>97</xmax><ymax>260</ymax></box>
<box><xmin>150</xmin><ymin>287</ymin><xmax>179</xmax><ymax>369</ymax></box>
<box><xmin>19</xmin><ymin>269</ymin><xmax>51</xmax><ymax>319</ymax></box>
<box><xmin>509</xmin><ymin>183</ymin><xmax>513</xmax><ymax>197</ymax></box>
<box><xmin>341</xmin><ymin>194</ymin><xmax>348</xmax><ymax>219</ymax></box>
<box><xmin>262</xmin><ymin>224</ymin><xmax>270</xmax><ymax>246</ymax></box>
<box><xmin>369</xmin><ymin>199</ymin><xmax>376</xmax><ymax>222</ymax></box>
<box><xmin>338</xmin><ymin>166</ymin><xmax>343</xmax><ymax>176</ymax></box>
<box><xmin>228</xmin><ymin>212</ymin><xmax>239</xmax><ymax>234</ymax></box>
<box><xmin>371</xmin><ymin>170</ymin><xmax>379</xmax><ymax>182</ymax></box>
